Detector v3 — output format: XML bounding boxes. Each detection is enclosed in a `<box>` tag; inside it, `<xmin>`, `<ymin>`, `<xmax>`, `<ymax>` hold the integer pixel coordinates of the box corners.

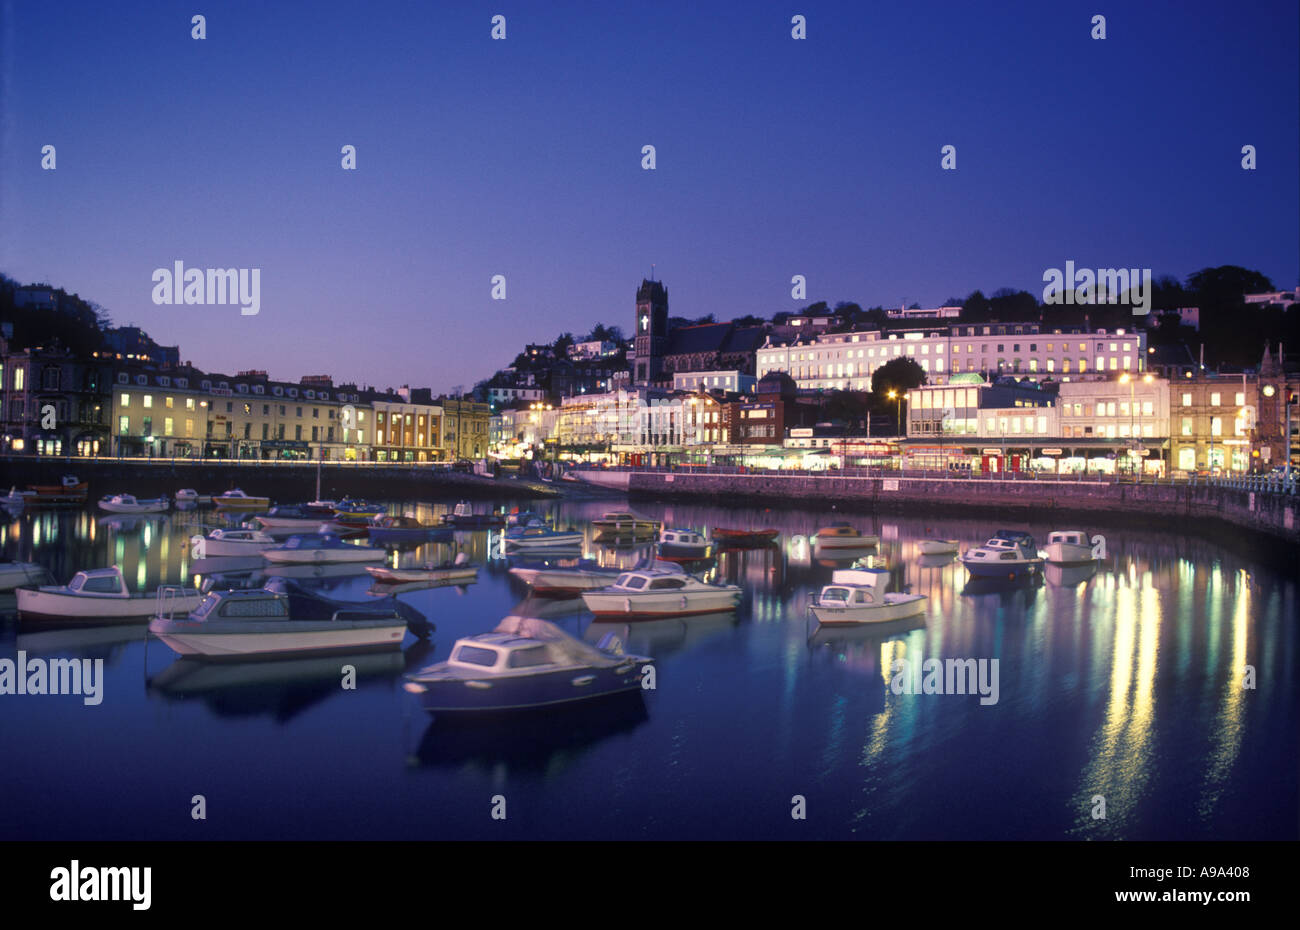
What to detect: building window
<box><xmin>118</xmin><ymin>415</ymin><xmax>129</xmax><ymax>435</ymax></box>
<box><xmin>120</xmin><ymin>393</ymin><xmax>130</xmax><ymax>408</ymax></box>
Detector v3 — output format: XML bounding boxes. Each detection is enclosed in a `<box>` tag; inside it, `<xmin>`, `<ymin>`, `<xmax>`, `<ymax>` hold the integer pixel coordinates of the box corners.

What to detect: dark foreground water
<box><xmin>1</xmin><ymin>495</ymin><xmax>1295</xmax><ymax>840</ymax></box>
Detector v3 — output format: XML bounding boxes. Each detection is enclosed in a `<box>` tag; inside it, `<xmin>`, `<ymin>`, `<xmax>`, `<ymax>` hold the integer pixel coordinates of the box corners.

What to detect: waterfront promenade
<box><xmin>573</xmin><ymin>465</ymin><xmax>1300</xmax><ymax>550</ymax></box>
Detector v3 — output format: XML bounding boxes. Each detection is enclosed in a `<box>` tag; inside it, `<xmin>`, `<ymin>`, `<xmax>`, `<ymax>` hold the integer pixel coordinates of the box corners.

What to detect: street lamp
<box><xmin>1118</xmin><ymin>373</ymin><xmax>1153</xmax><ymax>476</ymax></box>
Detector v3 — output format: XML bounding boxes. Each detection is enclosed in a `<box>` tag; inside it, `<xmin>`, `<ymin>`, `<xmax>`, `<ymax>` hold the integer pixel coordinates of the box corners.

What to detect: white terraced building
<box><xmin>756</xmin><ymin>322</ymin><xmax>1148</xmax><ymax>391</ymax></box>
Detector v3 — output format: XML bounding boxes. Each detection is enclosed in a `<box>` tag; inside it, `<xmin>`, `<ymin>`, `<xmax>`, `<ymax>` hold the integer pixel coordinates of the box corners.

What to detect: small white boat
<box><xmin>809</xmin><ymin>568</ymin><xmax>927</xmax><ymax>626</ymax></box>
<box><xmin>814</xmin><ymin>522</ymin><xmax>879</xmax><ymax>549</ymax></box>
<box><xmin>255</xmin><ymin>505</ymin><xmax>335</xmax><ymax>531</ymax></box>
<box><xmin>175</xmin><ymin>489</ymin><xmax>211</xmax><ymax>504</ymax></box>
<box><xmin>503</xmin><ymin>522</ymin><xmax>584</xmax><ymax>550</ymax></box>
<box><xmin>1043</xmin><ymin>530</ymin><xmax>1103</xmax><ymax>566</ymax></box>
<box><xmin>366</xmin><ymin>553</ymin><xmax>479</xmax><ymax>585</ymax></box>
<box><xmin>0</xmin><ymin>560</ymin><xmax>54</xmax><ymax>591</ymax></box>
<box><xmin>212</xmin><ymin>489</ymin><xmax>271</xmax><ymax>510</ymax></box>
<box><xmin>190</xmin><ymin>527</ymin><xmax>280</xmax><ymax>558</ymax></box>
<box><xmin>581</xmin><ymin>563</ymin><xmax>741</xmax><ymax>619</ymax></box>
<box><xmin>262</xmin><ymin>534</ymin><xmax>385</xmax><ymax>564</ymax></box>
<box><xmin>98</xmin><ymin>493</ymin><xmax>169</xmax><ymax>514</ymax></box>
<box><xmin>149</xmin><ymin>580</ymin><xmax>421</xmax><ymax>658</ymax></box>
<box><xmin>17</xmin><ymin>566</ymin><xmax>202</xmax><ymax>621</ymax></box>
<box><xmin>915</xmin><ymin>538</ymin><xmax>960</xmax><ymax>555</ymax></box>
<box><xmin>657</xmin><ymin>528</ymin><xmax>711</xmax><ymax>560</ymax></box>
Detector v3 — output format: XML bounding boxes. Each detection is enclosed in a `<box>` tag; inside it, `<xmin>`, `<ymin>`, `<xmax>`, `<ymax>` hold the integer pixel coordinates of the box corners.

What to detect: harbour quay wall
<box><xmin>0</xmin><ymin>457</ymin><xmax>559</xmax><ymax>502</ymax></box>
<box><xmin>625</xmin><ymin>472</ymin><xmax>1300</xmax><ymax>548</ymax></box>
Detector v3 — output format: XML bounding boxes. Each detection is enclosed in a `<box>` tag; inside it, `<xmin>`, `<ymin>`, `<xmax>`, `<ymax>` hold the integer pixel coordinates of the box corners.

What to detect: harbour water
<box><xmin>1</xmin><ymin>497</ymin><xmax>1295</xmax><ymax>840</ymax></box>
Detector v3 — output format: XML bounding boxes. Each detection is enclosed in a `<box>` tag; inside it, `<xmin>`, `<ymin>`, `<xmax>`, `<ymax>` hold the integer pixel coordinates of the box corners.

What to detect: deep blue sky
<box><xmin>2</xmin><ymin>0</ymin><xmax>1296</xmax><ymax>393</ymax></box>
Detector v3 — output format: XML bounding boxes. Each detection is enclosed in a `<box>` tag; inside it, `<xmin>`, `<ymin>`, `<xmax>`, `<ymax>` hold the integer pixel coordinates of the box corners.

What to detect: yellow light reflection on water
<box><xmin>1198</xmin><ymin>572</ymin><xmax>1248</xmax><ymax>819</ymax></box>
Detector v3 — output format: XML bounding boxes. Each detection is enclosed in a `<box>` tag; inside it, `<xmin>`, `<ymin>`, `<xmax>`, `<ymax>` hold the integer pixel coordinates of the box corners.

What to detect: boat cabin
<box><xmin>190</xmin><ymin>589</ymin><xmax>291</xmax><ymax>622</ymax></box>
<box><xmin>447</xmin><ymin>633</ymin><xmax>564</xmax><ymax>673</ymax></box>
<box><xmin>660</xmin><ymin>529</ymin><xmax>705</xmax><ymax>546</ymax></box>
<box><xmin>968</xmin><ymin>532</ymin><xmax>1037</xmax><ymax>560</ymax></box>
<box><xmin>66</xmin><ymin>567</ymin><xmax>131</xmax><ymax>597</ymax></box>
<box><xmin>1047</xmin><ymin>531</ymin><xmax>1087</xmax><ymax>546</ymax></box>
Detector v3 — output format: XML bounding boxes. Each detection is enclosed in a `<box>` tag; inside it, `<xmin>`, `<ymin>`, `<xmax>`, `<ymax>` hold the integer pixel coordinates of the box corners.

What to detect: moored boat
<box><xmin>814</xmin><ymin>522</ymin><xmax>879</xmax><ymax>549</ymax></box>
<box><xmin>0</xmin><ymin>560</ymin><xmax>54</xmax><ymax>591</ymax></box>
<box><xmin>916</xmin><ymin>538</ymin><xmax>960</xmax><ymax>555</ymax></box>
<box><xmin>212</xmin><ymin>489</ymin><xmax>271</xmax><ymax>510</ymax></box>
<box><xmin>98</xmin><ymin>493</ymin><xmax>169</xmax><ymax>514</ymax></box>
<box><xmin>1043</xmin><ymin>530</ymin><xmax>1103</xmax><ymax>566</ymax></box>
<box><xmin>401</xmin><ymin>614</ymin><xmax>653</xmax><ymax>713</ymax></box>
<box><xmin>17</xmin><ymin>566</ymin><xmax>202</xmax><ymax>621</ymax></box>
<box><xmin>581</xmin><ymin>562</ymin><xmax>741</xmax><ymax>619</ymax></box>
<box><xmin>262</xmin><ymin>534</ymin><xmax>385</xmax><ymax>564</ymax></box>
<box><xmin>27</xmin><ymin>475</ymin><xmax>88</xmax><ymax>505</ymax></box>
<box><xmin>960</xmin><ymin>530</ymin><xmax>1044</xmax><ymax>579</ymax></box>
<box><xmin>440</xmin><ymin>501</ymin><xmax>506</xmax><ymax>527</ymax></box>
<box><xmin>809</xmin><ymin>567</ymin><xmax>927</xmax><ymax>626</ymax></box>
<box><xmin>503</xmin><ymin>522</ymin><xmax>584</xmax><ymax>550</ymax></box>
<box><xmin>656</xmin><ymin>528</ymin><xmax>711</xmax><ymax>560</ymax></box>
<box><xmin>367</xmin><ymin>514</ymin><xmax>454</xmax><ymax>544</ymax></box>
<box><xmin>255</xmin><ymin>505</ymin><xmax>338</xmax><ymax>531</ymax></box>
<box><xmin>190</xmin><ymin>527</ymin><xmax>279</xmax><ymax>558</ymax></box>
<box><xmin>149</xmin><ymin>578</ymin><xmax>424</xmax><ymax>658</ymax></box>
<box><xmin>174</xmin><ymin>489</ymin><xmax>211</xmax><ymax>505</ymax></box>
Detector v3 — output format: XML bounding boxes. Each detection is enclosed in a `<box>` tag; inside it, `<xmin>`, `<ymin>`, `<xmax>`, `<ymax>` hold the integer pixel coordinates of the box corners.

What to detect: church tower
<box><xmin>633</xmin><ymin>279</ymin><xmax>668</xmax><ymax>385</ymax></box>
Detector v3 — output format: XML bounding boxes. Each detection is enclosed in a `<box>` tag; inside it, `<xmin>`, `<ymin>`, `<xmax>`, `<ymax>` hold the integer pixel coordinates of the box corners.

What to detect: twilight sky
<box><xmin>1</xmin><ymin>0</ymin><xmax>1296</xmax><ymax>393</ymax></box>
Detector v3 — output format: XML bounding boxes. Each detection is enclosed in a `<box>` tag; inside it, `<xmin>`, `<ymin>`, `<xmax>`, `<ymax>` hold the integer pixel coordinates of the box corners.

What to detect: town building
<box><xmin>0</xmin><ymin>338</ymin><xmax>114</xmax><ymax>456</ymax></box>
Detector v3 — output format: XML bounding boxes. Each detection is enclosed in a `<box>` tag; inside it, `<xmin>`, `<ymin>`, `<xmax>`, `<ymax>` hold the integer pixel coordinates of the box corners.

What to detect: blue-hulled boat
<box><xmin>367</xmin><ymin>515</ymin><xmax>454</xmax><ymax>544</ymax></box>
<box><xmin>959</xmin><ymin>530</ymin><xmax>1044</xmax><ymax>579</ymax></box>
<box><xmin>402</xmin><ymin>615</ymin><xmax>653</xmax><ymax>713</ymax></box>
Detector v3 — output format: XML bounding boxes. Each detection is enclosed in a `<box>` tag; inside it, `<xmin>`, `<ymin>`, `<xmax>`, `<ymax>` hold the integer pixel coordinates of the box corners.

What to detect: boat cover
<box><xmin>493</xmin><ymin>615</ymin><xmax>626</xmax><ymax>668</ymax></box>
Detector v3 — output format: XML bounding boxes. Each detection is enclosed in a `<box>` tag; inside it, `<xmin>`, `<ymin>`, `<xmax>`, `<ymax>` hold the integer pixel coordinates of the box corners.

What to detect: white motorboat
<box><xmin>190</xmin><ymin>527</ymin><xmax>280</xmax><ymax>558</ymax></box>
<box><xmin>0</xmin><ymin>560</ymin><xmax>54</xmax><ymax>591</ymax></box>
<box><xmin>1043</xmin><ymin>530</ymin><xmax>1104</xmax><ymax>566</ymax></box>
<box><xmin>503</xmin><ymin>522</ymin><xmax>584</xmax><ymax>550</ymax></box>
<box><xmin>98</xmin><ymin>493</ymin><xmax>169</xmax><ymax>514</ymax></box>
<box><xmin>212</xmin><ymin>488</ymin><xmax>271</xmax><ymax>510</ymax></box>
<box><xmin>149</xmin><ymin>579</ymin><xmax>422</xmax><ymax>658</ymax></box>
<box><xmin>402</xmin><ymin>614</ymin><xmax>653</xmax><ymax>713</ymax></box>
<box><xmin>657</xmin><ymin>528</ymin><xmax>711</xmax><ymax>560</ymax></box>
<box><xmin>262</xmin><ymin>534</ymin><xmax>385</xmax><ymax>564</ymax></box>
<box><xmin>809</xmin><ymin>567</ymin><xmax>927</xmax><ymax>626</ymax></box>
<box><xmin>581</xmin><ymin>562</ymin><xmax>741</xmax><ymax>619</ymax></box>
<box><xmin>915</xmin><ymin>538</ymin><xmax>960</xmax><ymax>555</ymax></box>
<box><xmin>175</xmin><ymin>489</ymin><xmax>211</xmax><ymax>504</ymax></box>
<box><xmin>814</xmin><ymin>522</ymin><xmax>880</xmax><ymax>549</ymax></box>
<box><xmin>16</xmin><ymin>566</ymin><xmax>202</xmax><ymax>621</ymax></box>
<box><xmin>254</xmin><ymin>505</ymin><xmax>335</xmax><ymax>531</ymax></box>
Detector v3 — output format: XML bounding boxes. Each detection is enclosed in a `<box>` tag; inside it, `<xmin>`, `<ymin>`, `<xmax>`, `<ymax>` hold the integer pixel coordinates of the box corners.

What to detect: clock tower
<box><xmin>633</xmin><ymin>279</ymin><xmax>668</xmax><ymax>385</ymax></box>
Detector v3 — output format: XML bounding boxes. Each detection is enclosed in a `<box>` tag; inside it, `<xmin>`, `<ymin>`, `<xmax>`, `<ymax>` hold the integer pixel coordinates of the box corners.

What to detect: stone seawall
<box><xmin>626</xmin><ymin>472</ymin><xmax>1300</xmax><ymax>549</ymax></box>
<box><xmin>0</xmin><ymin>457</ymin><xmax>558</xmax><ymax>502</ymax></box>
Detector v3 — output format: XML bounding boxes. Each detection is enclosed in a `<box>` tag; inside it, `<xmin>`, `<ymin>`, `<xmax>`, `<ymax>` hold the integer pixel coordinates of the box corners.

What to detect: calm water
<box><xmin>1</xmin><ymin>495</ymin><xmax>1295</xmax><ymax>840</ymax></box>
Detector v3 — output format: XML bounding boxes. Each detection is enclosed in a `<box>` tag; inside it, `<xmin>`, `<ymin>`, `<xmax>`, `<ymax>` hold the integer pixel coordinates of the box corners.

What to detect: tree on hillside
<box><xmin>870</xmin><ymin>357</ymin><xmax>926</xmax><ymax>397</ymax></box>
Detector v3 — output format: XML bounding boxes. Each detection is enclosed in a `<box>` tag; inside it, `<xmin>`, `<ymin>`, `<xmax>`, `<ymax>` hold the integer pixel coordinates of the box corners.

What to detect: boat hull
<box><xmin>1044</xmin><ymin>543</ymin><xmax>1096</xmax><ymax>567</ymax></box>
<box><xmin>581</xmin><ymin>589</ymin><xmax>741</xmax><ymax>619</ymax></box>
<box><xmin>961</xmin><ymin>557</ymin><xmax>1043</xmax><ymax>579</ymax></box>
<box><xmin>405</xmin><ymin>659</ymin><xmax>652</xmax><ymax>713</ymax></box>
<box><xmin>366</xmin><ymin>566</ymin><xmax>478</xmax><ymax>584</ymax></box>
<box><xmin>505</xmin><ymin>534</ymin><xmax>584</xmax><ymax>550</ymax></box>
<box><xmin>815</xmin><ymin>535</ymin><xmax>880</xmax><ymax>549</ymax></box>
<box><xmin>213</xmin><ymin>497</ymin><xmax>271</xmax><ymax>510</ymax></box>
<box><xmin>509</xmin><ymin>567</ymin><xmax>616</xmax><ymax>595</ymax></box>
<box><xmin>99</xmin><ymin>499</ymin><xmax>169</xmax><ymax>514</ymax></box>
<box><xmin>811</xmin><ymin>596</ymin><xmax>927</xmax><ymax>626</ymax></box>
<box><xmin>148</xmin><ymin>619</ymin><xmax>408</xmax><ymax>658</ymax></box>
<box><xmin>17</xmin><ymin>587</ymin><xmax>202</xmax><ymax>621</ymax></box>
<box><xmin>916</xmin><ymin>539</ymin><xmax>960</xmax><ymax>555</ymax></box>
